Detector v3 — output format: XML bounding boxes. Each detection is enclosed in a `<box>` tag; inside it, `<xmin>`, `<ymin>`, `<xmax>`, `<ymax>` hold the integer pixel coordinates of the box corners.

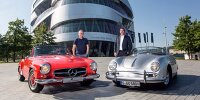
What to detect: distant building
<box><xmin>185</xmin><ymin>53</ymin><xmax>200</xmax><ymax>60</ymax></box>
<box><xmin>169</xmin><ymin>48</ymin><xmax>200</xmax><ymax>60</ymax></box>
<box><xmin>169</xmin><ymin>49</ymin><xmax>186</xmax><ymax>55</ymax></box>
<box><xmin>31</xmin><ymin>0</ymin><xmax>135</xmax><ymax>57</ymax></box>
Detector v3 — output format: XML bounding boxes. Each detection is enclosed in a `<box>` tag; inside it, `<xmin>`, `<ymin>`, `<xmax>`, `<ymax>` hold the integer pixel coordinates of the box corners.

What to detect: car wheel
<box><xmin>80</xmin><ymin>79</ymin><xmax>94</xmax><ymax>86</ymax></box>
<box><xmin>112</xmin><ymin>81</ymin><xmax>122</xmax><ymax>87</ymax></box>
<box><xmin>18</xmin><ymin>67</ymin><xmax>25</xmax><ymax>82</ymax></box>
<box><xmin>28</xmin><ymin>69</ymin><xmax>44</xmax><ymax>93</ymax></box>
<box><xmin>173</xmin><ymin>72</ymin><xmax>178</xmax><ymax>79</ymax></box>
<box><xmin>161</xmin><ymin>69</ymin><xmax>171</xmax><ymax>88</ymax></box>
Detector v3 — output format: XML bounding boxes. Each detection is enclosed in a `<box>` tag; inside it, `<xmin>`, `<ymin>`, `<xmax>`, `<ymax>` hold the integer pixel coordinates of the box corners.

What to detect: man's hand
<box><xmin>86</xmin><ymin>53</ymin><xmax>89</xmax><ymax>57</ymax></box>
<box><xmin>114</xmin><ymin>52</ymin><xmax>117</xmax><ymax>57</ymax></box>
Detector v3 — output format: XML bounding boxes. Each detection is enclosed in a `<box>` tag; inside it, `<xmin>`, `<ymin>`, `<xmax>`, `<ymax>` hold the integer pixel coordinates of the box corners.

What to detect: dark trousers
<box><xmin>117</xmin><ymin>51</ymin><xmax>128</xmax><ymax>57</ymax></box>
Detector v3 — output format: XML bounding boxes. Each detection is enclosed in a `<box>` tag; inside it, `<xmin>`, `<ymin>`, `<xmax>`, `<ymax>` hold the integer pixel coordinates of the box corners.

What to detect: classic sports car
<box><xmin>106</xmin><ymin>47</ymin><xmax>178</xmax><ymax>87</ymax></box>
<box><xmin>18</xmin><ymin>45</ymin><xmax>100</xmax><ymax>93</ymax></box>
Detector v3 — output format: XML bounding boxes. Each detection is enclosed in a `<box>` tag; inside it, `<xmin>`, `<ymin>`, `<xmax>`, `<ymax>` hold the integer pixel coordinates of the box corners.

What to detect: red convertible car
<box><xmin>18</xmin><ymin>45</ymin><xmax>100</xmax><ymax>93</ymax></box>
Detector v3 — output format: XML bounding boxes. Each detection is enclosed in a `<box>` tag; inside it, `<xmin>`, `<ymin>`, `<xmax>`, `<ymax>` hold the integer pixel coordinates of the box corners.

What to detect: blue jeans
<box><xmin>76</xmin><ymin>54</ymin><xmax>88</xmax><ymax>58</ymax></box>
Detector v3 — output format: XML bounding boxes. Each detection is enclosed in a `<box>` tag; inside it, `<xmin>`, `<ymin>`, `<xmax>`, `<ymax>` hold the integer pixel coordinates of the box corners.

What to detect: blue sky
<box><xmin>0</xmin><ymin>0</ymin><xmax>200</xmax><ymax>47</ymax></box>
<box><xmin>130</xmin><ymin>0</ymin><xmax>200</xmax><ymax>47</ymax></box>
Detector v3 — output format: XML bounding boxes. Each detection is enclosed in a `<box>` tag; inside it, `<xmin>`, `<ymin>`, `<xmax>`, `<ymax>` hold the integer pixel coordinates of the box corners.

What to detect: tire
<box><xmin>80</xmin><ymin>79</ymin><xmax>94</xmax><ymax>86</ymax></box>
<box><xmin>112</xmin><ymin>80</ymin><xmax>122</xmax><ymax>87</ymax></box>
<box><xmin>28</xmin><ymin>69</ymin><xmax>44</xmax><ymax>93</ymax></box>
<box><xmin>18</xmin><ymin>67</ymin><xmax>25</xmax><ymax>82</ymax></box>
<box><xmin>19</xmin><ymin>75</ymin><xmax>25</xmax><ymax>82</ymax></box>
<box><xmin>161</xmin><ymin>69</ymin><xmax>172</xmax><ymax>88</ymax></box>
<box><xmin>173</xmin><ymin>72</ymin><xmax>178</xmax><ymax>79</ymax></box>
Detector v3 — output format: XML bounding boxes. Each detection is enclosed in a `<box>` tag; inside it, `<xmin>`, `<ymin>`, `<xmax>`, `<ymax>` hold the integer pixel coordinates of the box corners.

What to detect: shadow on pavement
<box><xmin>41</xmin><ymin>80</ymin><xmax>111</xmax><ymax>94</ymax></box>
<box><xmin>41</xmin><ymin>80</ymin><xmax>130</xmax><ymax>100</ymax></box>
<box><xmin>127</xmin><ymin>74</ymin><xmax>200</xmax><ymax>96</ymax></box>
<box><xmin>39</xmin><ymin>74</ymin><xmax>200</xmax><ymax>100</ymax></box>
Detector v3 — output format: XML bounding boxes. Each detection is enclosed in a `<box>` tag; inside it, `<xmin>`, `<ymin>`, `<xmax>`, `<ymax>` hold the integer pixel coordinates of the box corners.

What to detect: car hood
<box><xmin>117</xmin><ymin>54</ymin><xmax>160</xmax><ymax>69</ymax></box>
<box><xmin>33</xmin><ymin>55</ymin><xmax>89</xmax><ymax>69</ymax></box>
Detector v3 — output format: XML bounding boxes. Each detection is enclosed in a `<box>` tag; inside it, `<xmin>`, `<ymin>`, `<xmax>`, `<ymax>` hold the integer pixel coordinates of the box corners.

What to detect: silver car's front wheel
<box><xmin>113</xmin><ymin>81</ymin><xmax>122</xmax><ymax>87</ymax></box>
<box><xmin>164</xmin><ymin>71</ymin><xmax>170</xmax><ymax>85</ymax></box>
<box><xmin>161</xmin><ymin>69</ymin><xmax>171</xmax><ymax>87</ymax></box>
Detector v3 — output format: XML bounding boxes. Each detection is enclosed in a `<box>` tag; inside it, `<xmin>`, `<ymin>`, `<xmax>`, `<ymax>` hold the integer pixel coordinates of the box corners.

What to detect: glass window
<box><xmin>53</xmin><ymin>19</ymin><xmax>122</xmax><ymax>35</ymax></box>
<box><xmin>62</xmin><ymin>0</ymin><xmax>133</xmax><ymax>18</ymax></box>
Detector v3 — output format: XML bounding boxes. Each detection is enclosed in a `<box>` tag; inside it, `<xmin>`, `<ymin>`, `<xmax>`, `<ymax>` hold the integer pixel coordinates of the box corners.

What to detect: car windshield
<box><xmin>132</xmin><ymin>47</ymin><xmax>166</xmax><ymax>55</ymax></box>
<box><xmin>34</xmin><ymin>45</ymin><xmax>68</xmax><ymax>56</ymax></box>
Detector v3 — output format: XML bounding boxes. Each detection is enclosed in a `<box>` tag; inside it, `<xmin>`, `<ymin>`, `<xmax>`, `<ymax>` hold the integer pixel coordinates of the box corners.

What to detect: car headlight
<box><xmin>90</xmin><ymin>62</ymin><xmax>97</xmax><ymax>71</ymax></box>
<box><xmin>109</xmin><ymin>61</ymin><xmax>117</xmax><ymax>71</ymax></box>
<box><xmin>40</xmin><ymin>63</ymin><xmax>51</xmax><ymax>74</ymax></box>
<box><xmin>151</xmin><ymin>62</ymin><xmax>160</xmax><ymax>72</ymax></box>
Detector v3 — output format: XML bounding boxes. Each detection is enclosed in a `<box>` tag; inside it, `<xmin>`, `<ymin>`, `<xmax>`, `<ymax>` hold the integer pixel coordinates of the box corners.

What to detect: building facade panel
<box><xmin>50</xmin><ymin>4</ymin><xmax>123</xmax><ymax>29</ymax></box>
<box><xmin>120</xmin><ymin>0</ymin><xmax>132</xmax><ymax>12</ymax></box>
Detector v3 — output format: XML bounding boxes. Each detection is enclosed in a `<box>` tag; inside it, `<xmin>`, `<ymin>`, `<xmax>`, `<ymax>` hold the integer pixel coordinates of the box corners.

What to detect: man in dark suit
<box><xmin>114</xmin><ymin>28</ymin><xmax>132</xmax><ymax>57</ymax></box>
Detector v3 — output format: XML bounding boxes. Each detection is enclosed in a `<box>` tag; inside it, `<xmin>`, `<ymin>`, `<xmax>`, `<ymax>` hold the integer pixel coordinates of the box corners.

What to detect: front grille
<box><xmin>54</xmin><ymin>68</ymin><xmax>86</xmax><ymax>77</ymax></box>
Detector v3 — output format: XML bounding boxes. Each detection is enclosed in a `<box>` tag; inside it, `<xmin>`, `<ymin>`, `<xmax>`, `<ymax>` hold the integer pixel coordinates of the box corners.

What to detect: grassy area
<box><xmin>175</xmin><ymin>58</ymin><xmax>185</xmax><ymax>60</ymax></box>
<box><xmin>0</xmin><ymin>60</ymin><xmax>20</xmax><ymax>64</ymax></box>
<box><xmin>175</xmin><ymin>58</ymin><xmax>200</xmax><ymax>61</ymax></box>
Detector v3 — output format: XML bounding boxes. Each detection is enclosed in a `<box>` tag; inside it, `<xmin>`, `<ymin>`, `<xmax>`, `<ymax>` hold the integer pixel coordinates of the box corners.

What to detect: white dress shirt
<box><xmin>119</xmin><ymin>35</ymin><xmax>125</xmax><ymax>50</ymax></box>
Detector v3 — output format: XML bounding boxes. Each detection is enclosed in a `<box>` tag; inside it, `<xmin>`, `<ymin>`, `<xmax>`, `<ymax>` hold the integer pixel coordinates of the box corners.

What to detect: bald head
<box><xmin>78</xmin><ymin>30</ymin><xmax>84</xmax><ymax>39</ymax></box>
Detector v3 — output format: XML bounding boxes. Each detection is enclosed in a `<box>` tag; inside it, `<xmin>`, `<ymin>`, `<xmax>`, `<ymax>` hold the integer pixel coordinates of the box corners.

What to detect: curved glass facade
<box><xmin>31</xmin><ymin>0</ymin><xmax>134</xmax><ymax>57</ymax></box>
<box><xmin>33</xmin><ymin>0</ymin><xmax>41</xmax><ymax>8</ymax></box>
<box><xmin>62</xmin><ymin>0</ymin><xmax>133</xmax><ymax>18</ymax></box>
<box><xmin>53</xmin><ymin>19</ymin><xmax>121</xmax><ymax>35</ymax></box>
<box><xmin>33</xmin><ymin>0</ymin><xmax>51</xmax><ymax>16</ymax></box>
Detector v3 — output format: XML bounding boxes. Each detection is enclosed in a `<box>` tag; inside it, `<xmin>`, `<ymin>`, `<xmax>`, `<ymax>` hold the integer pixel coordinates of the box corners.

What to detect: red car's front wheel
<box><xmin>28</xmin><ymin>69</ymin><xmax>44</xmax><ymax>93</ymax></box>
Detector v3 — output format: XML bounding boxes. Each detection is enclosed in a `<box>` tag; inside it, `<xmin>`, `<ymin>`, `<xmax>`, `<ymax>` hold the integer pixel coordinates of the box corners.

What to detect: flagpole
<box><xmin>164</xmin><ymin>27</ymin><xmax>168</xmax><ymax>54</ymax></box>
<box><xmin>151</xmin><ymin>32</ymin><xmax>154</xmax><ymax>47</ymax></box>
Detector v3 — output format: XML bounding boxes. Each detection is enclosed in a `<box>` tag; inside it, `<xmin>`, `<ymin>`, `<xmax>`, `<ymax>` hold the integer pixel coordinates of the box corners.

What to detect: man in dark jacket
<box><xmin>114</xmin><ymin>28</ymin><xmax>132</xmax><ymax>57</ymax></box>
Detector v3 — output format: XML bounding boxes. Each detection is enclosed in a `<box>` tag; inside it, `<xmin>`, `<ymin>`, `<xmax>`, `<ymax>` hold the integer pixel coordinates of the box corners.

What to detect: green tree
<box><xmin>18</xmin><ymin>32</ymin><xmax>33</xmax><ymax>58</ymax></box>
<box><xmin>0</xmin><ymin>34</ymin><xmax>11</xmax><ymax>62</ymax></box>
<box><xmin>33</xmin><ymin>22</ymin><xmax>56</xmax><ymax>45</ymax></box>
<box><xmin>0</xmin><ymin>34</ymin><xmax>3</xmax><ymax>61</ymax></box>
<box><xmin>173</xmin><ymin>15</ymin><xmax>195</xmax><ymax>59</ymax></box>
<box><xmin>5</xmin><ymin>19</ymin><xmax>32</xmax><ymax>62</ymax></box>
<box><xmin>0</xmin><ymin>34</ymin><xmax>2</xmax><ymax>45</ymax></box>
<box><xmin>45</xmin><ymin>31</ymin><xmax>56</xmax><ymax>45</ymax></box>
<box><xmin>193</xmin><ymin>20</ymin><xmax>200</xmax><ymax>52</ymax></box>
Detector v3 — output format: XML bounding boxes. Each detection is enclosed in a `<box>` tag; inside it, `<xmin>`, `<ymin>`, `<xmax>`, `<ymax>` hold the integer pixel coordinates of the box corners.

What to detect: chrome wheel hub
<box><xmin>164</xmin><ymin>71</ymin><xmax>170</xmax><ymax>85</ymax></box>
<box><xmin>29</xmin><ymin>73</ymin><xmax>36</xmax><ymax>89</ymax></box>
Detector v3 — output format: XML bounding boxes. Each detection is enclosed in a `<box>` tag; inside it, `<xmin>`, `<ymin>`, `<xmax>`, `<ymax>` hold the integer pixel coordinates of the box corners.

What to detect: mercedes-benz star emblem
<box><xmin>68</xmin><ymin>69</ymin><xmax>78</xmax><ymax>77</ymax></box>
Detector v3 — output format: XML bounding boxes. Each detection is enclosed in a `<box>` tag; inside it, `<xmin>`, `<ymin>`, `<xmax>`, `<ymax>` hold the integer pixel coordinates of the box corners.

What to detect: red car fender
<box><xmin>18</xmin><ymin>59</ymin><xmax>25</xmax><ymax>69</ymax></box>
<box><xmin>29</xmin><ymin>64</ymin><xmax>41</xmax><ymax>79</ymax></box>
<box><xmin>83</xmin><ymin>59</ymin><xmax>97</xmax><ymax>75</ymax></box>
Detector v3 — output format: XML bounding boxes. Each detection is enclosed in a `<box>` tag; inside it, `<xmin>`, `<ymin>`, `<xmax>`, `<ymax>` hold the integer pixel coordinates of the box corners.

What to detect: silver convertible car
<box><xmin>106</xmin><ymin>47</ymin><xmax>178</xmax><ymax>87</ymax></box>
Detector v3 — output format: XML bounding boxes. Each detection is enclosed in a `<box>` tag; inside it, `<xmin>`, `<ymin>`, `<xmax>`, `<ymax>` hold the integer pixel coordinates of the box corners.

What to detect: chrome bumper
<box><xmin>106</xmin><ymin>71</ymin><xmax>165</xmax><ymax>84</ymax></box>
<box><xmin>35</xmin><ymin>74</ymin><xmax>100</xmax><ymax>85</ymax></box>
